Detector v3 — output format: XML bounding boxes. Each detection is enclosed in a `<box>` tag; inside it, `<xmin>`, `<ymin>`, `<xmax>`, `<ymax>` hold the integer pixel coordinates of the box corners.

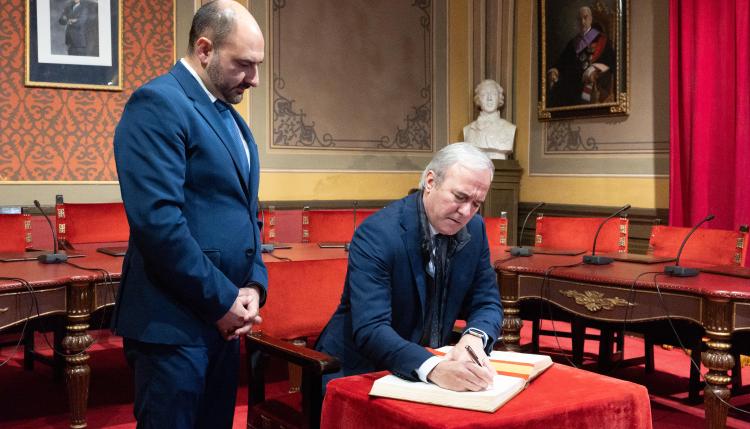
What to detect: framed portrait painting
<box><xmin>538</xmin><ymin>0</ymin><xmax>629</xmax><ymax>120</ymax></box>
<box><xmin>26</xmin><ymin>0</ymin><xmax>122</xmax><ymax>90</ymax></box>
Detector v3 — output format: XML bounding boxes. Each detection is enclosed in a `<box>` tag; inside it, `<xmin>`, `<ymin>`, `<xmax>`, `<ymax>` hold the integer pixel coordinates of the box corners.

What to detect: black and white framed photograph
<box><xmin>25</xmin><ymin>0</ymin><xmax>121</xmax><ymax>90</ymax></box>
<box><xmin>538</xmin><ymin>0</ymin><xmax>629</xmax><ymax>120</ymax></box>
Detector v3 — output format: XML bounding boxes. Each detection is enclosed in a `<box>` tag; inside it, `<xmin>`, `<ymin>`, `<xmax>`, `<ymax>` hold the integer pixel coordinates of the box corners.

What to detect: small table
<box><xmin>321</xmin><ymin>364</ymin><xmax>652</xmax><ymax>429</ymax></box>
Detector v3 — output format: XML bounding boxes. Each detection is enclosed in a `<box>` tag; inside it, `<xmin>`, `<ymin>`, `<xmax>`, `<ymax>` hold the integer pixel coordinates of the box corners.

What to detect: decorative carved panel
<box><xmin>270</xmin><ymin>0</ymin><xmax>433</xmax><ymax>152</ymax></box>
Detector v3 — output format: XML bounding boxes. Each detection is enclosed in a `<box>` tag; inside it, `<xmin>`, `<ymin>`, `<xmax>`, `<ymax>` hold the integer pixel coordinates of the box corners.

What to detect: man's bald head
<box><xmin>188</xmin><ymin>0</ymin><xmax>261</xmax><ymax>55</ymax></box>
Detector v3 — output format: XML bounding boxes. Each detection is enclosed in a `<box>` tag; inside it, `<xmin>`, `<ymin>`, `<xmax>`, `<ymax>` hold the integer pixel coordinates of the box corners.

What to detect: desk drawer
<box><xmin>0</xmin><ymin>286</ymin><xmax>67</xmax><ymax>331</ymax></box>
<box><xmin>518</xmin><ymin>276</ymin><xmax>703</xmax><ymax>324</ymax></box>
<box><xmin>94</xmin><ymin>281</ymin><xmax>119</xmax><ymax>311</ymax></box>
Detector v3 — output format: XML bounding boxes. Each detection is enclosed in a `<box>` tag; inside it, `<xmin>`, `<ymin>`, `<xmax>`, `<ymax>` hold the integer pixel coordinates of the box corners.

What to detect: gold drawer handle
<box><xmin>0</xmin><ymin>307</ymin><xmax>8</xmax><ymax>313</ymax></box>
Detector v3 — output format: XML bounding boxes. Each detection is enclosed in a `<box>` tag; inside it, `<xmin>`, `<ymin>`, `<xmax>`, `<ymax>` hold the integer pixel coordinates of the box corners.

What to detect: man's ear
<box><xmin>194</xmin><ymin>36</ymin><xmax>214</xmax><ymax>65</ymax></box>
<box><xmin>423</xmin><ymin>170</ymin><xmax>436</xmax><ymax>192</ymax></box>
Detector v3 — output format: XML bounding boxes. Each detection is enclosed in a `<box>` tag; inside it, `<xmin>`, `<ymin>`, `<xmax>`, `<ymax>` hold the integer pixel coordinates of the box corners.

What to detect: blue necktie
<box><xmin>214</xmin><ymin>100</ymin><xmax>250</xmax><ymax>179</ymax></box>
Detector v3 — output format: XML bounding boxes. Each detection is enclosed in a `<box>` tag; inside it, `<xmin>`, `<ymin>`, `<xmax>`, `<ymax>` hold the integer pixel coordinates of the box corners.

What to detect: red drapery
<box><xmin>669</xmin><ymin>0</ymin><xmax>750</xmax><ymax>230</ymax></box>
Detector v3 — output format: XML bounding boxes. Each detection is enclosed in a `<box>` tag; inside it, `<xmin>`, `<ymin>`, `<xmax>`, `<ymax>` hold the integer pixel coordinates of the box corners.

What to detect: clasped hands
<box><xmin>215</xmin><ymin>286</ymin><xmax>262</xmax><ymax>341</ymax></box>
<box><xmin>427</xmin><ymin>335</ymin><xmax>495</xmax><ymax>392</ymax></box>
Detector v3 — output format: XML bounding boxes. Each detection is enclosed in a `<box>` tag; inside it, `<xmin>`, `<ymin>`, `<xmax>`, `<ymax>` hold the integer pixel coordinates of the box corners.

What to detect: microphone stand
<box><xmin>582</xmin><ymin>204</ymin><xmax>631</xmax><ymax>265</ymax></box>
<box><xmin>664</xmin><ymin>214</ymin><xmax>715</xmax><ymax>277</ymax></box>
<box><xmin>510</xmin><ymin>202</ymin><xmax>545</xmax><ymax>256</ymax></box>
<box><xmin>34</xmin><ymin>200</ymin><xmax>68</xmax><ymax>264</ymax></box>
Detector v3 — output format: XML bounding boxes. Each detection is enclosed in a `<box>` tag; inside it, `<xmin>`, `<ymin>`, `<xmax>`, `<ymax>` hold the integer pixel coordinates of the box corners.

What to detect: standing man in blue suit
<box><xmin>112</xmin><ymin>1</ymin><xmax>267</xmax><ymax>427</ymax></box>
<box><xmin>316</xmin><ymin>143</ymin><xmax>502</xmax><ymax>392</ymax></box>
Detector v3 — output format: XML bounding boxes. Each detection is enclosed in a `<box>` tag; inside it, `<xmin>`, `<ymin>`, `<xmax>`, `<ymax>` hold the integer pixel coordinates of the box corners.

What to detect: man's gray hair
<box><xmin>419</xmin><ymin>143</ymin><xmax>494</xmax><ymax>189</ymax></box>
<box><xmin>187</xmin><ymin>0</ymin><xmax>236</xmax><ymax>54</ymax></box>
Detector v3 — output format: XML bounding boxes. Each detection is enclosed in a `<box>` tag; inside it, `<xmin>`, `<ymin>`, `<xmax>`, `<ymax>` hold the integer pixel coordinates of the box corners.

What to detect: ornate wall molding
<box><xmin>270</xmin><ymin>0</ymin><xmax>433</xmax><ymax>152</ymax></box>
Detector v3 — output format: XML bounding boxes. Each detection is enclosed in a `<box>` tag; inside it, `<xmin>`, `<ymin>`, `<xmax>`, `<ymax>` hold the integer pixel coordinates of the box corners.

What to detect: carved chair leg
<box><xmin>23</xmin><ymin>327</ymin><xmax>35</xmax><ymax>371</ymax></box>
<box><xmin>731</xmin><ymin>350</ymin><xmax>743</xmax><ymax>395</ymax></box>
<box><xmin>301</xmin><ymin>369</ymin><xmax>324</xmax><ymax>429</ymax></box>
<box><xmin>643</xmin><ymin>334</ymin><xmax>655</xmax><ymax>373</ymax></box>
<box><xmin>597</xmin><ymin>326</ymin><xmax>615</xmax><ymax>371</ymax></box>
<box><xmin>571</xmin><ymin>318</ymin><xmax>585</xmax><ymax>366</ymax></box>
<box><xmin>288</xmin><ymin>338</ymin><xmax>306</xmax><ymax>393</ymax></box>
<box><xmin>247</xmin><ymin>347</ymin><xmax>267</xmax><ymax>408</ymax></box>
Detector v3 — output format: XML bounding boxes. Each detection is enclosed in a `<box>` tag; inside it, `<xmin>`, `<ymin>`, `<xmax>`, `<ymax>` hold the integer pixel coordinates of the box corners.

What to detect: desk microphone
<box><xmin>33</xmin><ymin>200</ymin><xmax>68</xmax><ymax>264</ymax></box>
<box><xmin>582</xmin><ymin>204</ymin><xmax>631</xmax><ymax>265</ymax></box>
<box><xmin>259</xmin><ymin>202</ymin><xmax>274</xmax><ymax>253</ymax></box>
<box><xmin>510</xmin><ymin>202</ymin><xmax>545</xmax><ymax>256</ymax></box>
<box><xmin>664</xmin><ymin>214</ymin><xmax>715</xmax><ymax>277</ymax></box>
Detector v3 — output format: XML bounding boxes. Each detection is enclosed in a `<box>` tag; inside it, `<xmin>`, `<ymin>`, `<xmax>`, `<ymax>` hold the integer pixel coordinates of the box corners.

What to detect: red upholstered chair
<box><xmin>246</xmin><ymin>257</ymin><xmax>346</xmax><ymax>429</ymax></box>
<box><xmin>529</xmin><ymin>215</ymin><xmax>629</xmax><ymax>366</ymax></box>
<box><xmin>484</xmin><ymin>216</ymin><xmax>508</xmax><ymax>246</ymax></box>
<box><xmin>535</xmin><ymin>215</ymin><xmax>628</xmax><ymax>253</ymax></box>
<box><xmin>0</xmin><ymin>213</ymin><xmax>32</xmax><ymax>252</ymax></box>
<box><xmin>258</xmin><ymin>207</ymin><xmax>305</xmax><ymax>244</ymax></box>
<box><xmin>55</xmin><ymin>201</ymin><xmax>129</xmax><ymax>246</ymax></box>
<box><xmin>643</xmin><ymin>224</ymin><xmax>749</xmax><ymax>401</ymax></box>
<box><xmin>301</xmin><ymin>208</ymin><xmax>378</xmax><ymax>244</ymax></box>
<box><xmin>648</xmin><ymin>225</ymin><xmax>747</xmax><ymax>266</ymax></box>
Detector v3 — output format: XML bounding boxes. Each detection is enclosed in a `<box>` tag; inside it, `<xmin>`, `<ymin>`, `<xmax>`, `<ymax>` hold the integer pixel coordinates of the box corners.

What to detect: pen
<box><xmin>465</xmin><ymin>345</ymin><xmax>484</xmax><ymax>367</ymax></box>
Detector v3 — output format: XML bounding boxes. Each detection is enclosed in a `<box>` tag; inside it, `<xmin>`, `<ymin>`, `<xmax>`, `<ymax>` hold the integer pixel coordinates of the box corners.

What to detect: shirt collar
<box><xmin>180</xmin><ymin>58</ymin><xmax>217</xmax><ymax>103</ymax></box>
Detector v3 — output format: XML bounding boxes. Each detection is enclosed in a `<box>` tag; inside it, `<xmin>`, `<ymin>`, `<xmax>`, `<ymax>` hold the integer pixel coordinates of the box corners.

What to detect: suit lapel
<box><xmin>444</xmin><ymin>226</ymin><xmax>474</xmax><ymax>323</ymax></box>
<box><xmin>400</xmin><ymin>194</ymin><xmax>428</xmax><ymax>318</ymax></box>
<box><xmin>170</xmin><ymin>62</ymin><xmax>252</xmax><ymax>202</ymax></box>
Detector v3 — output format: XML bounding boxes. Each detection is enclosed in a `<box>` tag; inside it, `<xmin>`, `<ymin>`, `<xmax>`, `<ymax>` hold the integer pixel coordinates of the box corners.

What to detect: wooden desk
<box><xmin>0</xmin><ymin>243</ymin><xmax>347</xmax><ymax>429</ymax></box>
<box><xmin>495</xmin><ymin>252</ymin><xmax>750</xmax><ymax>429</ymax></box>
<box><xmin>0</xmin><ymin>243</ymin><xmax>124</xmax><ymax>429</ymax></box>
<box><xmin>321</xmin><ymin>365</ymin><xmax>652</xmax><ymax>429</ymax></box>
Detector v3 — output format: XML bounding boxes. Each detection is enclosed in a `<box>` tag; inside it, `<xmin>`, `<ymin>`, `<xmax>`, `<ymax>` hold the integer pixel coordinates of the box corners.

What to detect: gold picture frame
<box><xmin>25</xmin><ymin>0</ymin><xmax>122</xmax><ymax>91</ymax></box>
<box><xmin>538</xmin><ymin>0</ymin><xmax>629</xmax><ymax>120</ymax></box>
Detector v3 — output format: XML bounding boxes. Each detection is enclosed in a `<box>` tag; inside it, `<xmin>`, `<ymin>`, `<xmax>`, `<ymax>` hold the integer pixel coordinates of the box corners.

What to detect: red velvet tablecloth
<box><xmin>321</xmin><ymin>364</ymin><xmax>652</xmax><ymax>429</ymax></box>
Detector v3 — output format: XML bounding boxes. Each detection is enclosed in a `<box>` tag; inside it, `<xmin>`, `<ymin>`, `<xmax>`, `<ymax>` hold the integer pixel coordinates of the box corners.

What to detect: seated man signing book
<box><xmin>316</xmin><ymin>143</ymin><xmax>503</xmax><ymax>392</ymax></box>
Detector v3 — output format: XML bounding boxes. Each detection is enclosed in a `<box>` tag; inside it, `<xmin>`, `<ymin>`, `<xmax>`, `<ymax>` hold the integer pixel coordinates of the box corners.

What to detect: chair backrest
<box><xmin>0</xmin><ymin>213</ymin><xmax>32</xmax><ymax>252</ymax></box>
<box><xmin>649</xmin><ymin>225</ymin><xmax>748</xmax><ymax>266</ymax></box>
<box><xmin>535</xmin><ymin>215</ymin><xmax>629</xmax><ymax>253</ymax></box>
<box><xmin>259</xmin><ymin>258</ymin><xmax>347</xmax><ymax>340</ymax></box>
<box><xmin>484</xmin><ymin>216</ymin><xmax>508</xmax><ymax>246</ymax></box>
<box><xmin>56</xmin><ymin>202</ymin><xmax>129</xmax><ymax>244</ymax></box>
<box><xmin>258</xmin><ymin>208</ymin><xmax>305</xmax><ymax>243</ymax></box>
<box><xmin>302</xmin><ymin>208</ymin><xmax>378</xmax><ymax>243</ymax></box>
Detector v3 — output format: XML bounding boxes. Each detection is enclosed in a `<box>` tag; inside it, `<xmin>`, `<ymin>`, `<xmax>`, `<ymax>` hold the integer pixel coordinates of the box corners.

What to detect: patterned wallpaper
<box><xmin>0</xmin><ymin>0</ymin><xmax>174</xmax><ymax>182</ymax></box>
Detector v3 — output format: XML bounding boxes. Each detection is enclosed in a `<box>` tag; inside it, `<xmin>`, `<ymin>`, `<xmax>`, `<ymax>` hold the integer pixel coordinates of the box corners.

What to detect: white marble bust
<box><xmin>463</xmin><ymin>79</ymin><xmax>516</xmax><ymax>160</ymax></box>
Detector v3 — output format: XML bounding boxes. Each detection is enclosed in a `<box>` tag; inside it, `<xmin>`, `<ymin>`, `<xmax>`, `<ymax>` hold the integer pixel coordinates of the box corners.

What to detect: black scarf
<box><xmin>415</xmin><ymin>192</ymin><xmax>471</xmax><ymax>347</ymax></box>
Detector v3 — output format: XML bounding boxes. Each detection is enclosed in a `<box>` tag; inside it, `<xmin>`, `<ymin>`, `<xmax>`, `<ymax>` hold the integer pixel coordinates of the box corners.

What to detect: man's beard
<box><xmin>207</xmin><ymin>55</ymin><xmax>244</xmax><ymax>104</ymax></box>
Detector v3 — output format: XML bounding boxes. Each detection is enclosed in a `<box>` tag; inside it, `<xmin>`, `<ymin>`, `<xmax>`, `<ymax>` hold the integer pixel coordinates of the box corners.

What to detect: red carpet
<box><xmin>1</xmin><ymin>323</ymin><xmax>750</xmax><ymax>428</ymax></box>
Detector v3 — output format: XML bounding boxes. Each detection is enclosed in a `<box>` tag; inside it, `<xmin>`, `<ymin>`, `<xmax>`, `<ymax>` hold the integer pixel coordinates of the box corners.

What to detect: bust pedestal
<box><xmin>482</xmin><ymin>159</ymin><xmax>522</xmax><ymax>246</ymax></box>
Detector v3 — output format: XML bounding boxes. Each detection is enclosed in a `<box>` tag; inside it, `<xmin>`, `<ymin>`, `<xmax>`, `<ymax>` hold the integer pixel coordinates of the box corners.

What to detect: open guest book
<box><xmin>369</xmin><ymin>346</ymin><xmax>553</xmax><ymax>413</ymax></box>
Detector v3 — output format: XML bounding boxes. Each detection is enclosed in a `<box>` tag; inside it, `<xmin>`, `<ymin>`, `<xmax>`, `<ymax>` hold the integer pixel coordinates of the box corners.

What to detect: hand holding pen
<box><xmin>465</xmin><ymin>345</ymin><xmax>484</xmax><ymax>367</ymax></box>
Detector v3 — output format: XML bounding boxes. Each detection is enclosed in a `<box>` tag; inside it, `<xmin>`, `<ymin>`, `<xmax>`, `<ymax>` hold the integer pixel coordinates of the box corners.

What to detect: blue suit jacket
<box><xmin>315</xmin><ymin>193</ymin><xmax>502</xmax><ymax>380</ymax></box>
<box><xmin>112</xmin><ymin>61</ymin><xmax>268</xmax><ymax>346</ymax></box>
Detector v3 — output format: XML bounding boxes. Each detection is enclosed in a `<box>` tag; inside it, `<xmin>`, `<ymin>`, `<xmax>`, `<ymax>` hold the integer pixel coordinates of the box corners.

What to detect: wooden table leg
<box><xmin>64</xmin><ymin>280</ymin><xmax>94</xmax><ymax>429</ymax></box>
<box><xmin>702</xmin><ymin>299</ymin><xmax>733</xmax><ymax>429</ymax></box>
<box><xmin>499</xmin><ymin>271</ymin><xmax>522</xmax><ymax>351</ymax></box>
